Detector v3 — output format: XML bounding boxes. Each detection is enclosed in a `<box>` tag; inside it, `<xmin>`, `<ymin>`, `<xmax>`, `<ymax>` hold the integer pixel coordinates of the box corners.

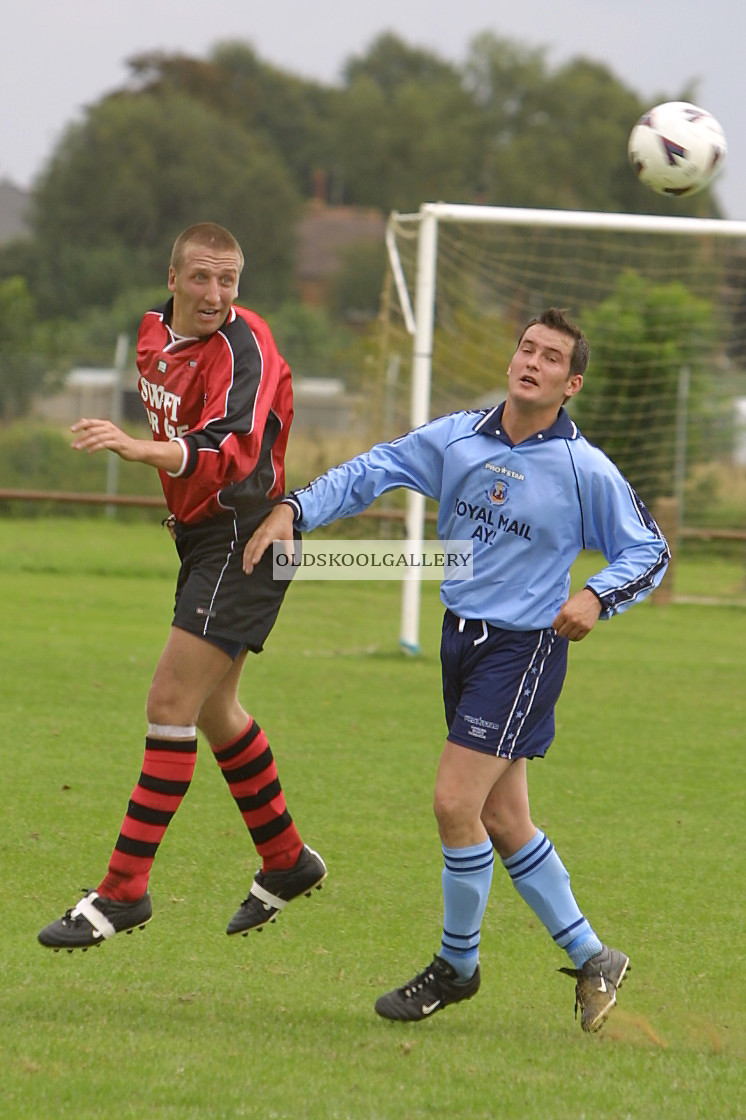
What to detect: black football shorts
<box><xmin>171</xmin><ymin>511</ymin><xmax>299</xmax><ymax>658</ymax></box>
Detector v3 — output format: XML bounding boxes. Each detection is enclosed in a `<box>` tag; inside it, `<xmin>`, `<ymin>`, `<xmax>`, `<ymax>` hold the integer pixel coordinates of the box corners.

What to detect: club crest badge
<box><xmin>486</xmin><ymin>480</ymin><xmax>509</xmax><ymax>505</ymax></box>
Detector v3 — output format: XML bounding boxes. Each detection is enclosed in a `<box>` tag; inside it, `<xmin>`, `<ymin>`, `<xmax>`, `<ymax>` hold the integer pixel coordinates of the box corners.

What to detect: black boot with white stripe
<box><xmin>226</xmin><ymin>845</ymin><xmax>327</xmax><ymax>935</ymax></box>
<box><xmin>38</xmin><ymin>889</ymin><xmax>152</xmax><ymax>951</ymax></box>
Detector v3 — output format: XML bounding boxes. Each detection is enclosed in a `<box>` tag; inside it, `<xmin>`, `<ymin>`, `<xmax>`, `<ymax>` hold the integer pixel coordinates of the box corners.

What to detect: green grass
<box><xmin>1</xmin><ymin>520</ymin><xmax>744</xmax><ymax>1120</ymax></box>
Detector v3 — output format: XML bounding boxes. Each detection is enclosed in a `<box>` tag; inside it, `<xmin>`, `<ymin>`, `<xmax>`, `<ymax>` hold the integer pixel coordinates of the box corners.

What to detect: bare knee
<box><xmin>481</xmin><ymin>803</ymin><xmax>535</xmax><ymax>860</ymax></box>
<box><xmin>433</xmin><ymin>786</ymin><xmax>460</xmax><ymax>833</ymax></box>
<box><xmin>146</xmin><ymin>674</ymin><xmax>197</xmax><ymax>727</ymax></box>
<box><xmin>433</xmin><ymin>785</ymin><xmax>485</xmax><ymax>848</ymax></box>
<box><xmin>146</xmin><ymin>628</ymin><xmax>239</xmax><ymax>730</ymax></box>
<box><xmin>197</xmin><ymin>697</ymin><xmax>250</xmax><ymax>748</ymax></box>
<box><xmin>480</xmin><ymin>800</ymin><xmax>506</xmax><ymax>841</ymax></box>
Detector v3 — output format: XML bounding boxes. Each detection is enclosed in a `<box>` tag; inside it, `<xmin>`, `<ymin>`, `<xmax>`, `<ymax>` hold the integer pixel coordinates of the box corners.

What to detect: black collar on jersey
<box><xmin>159</xmin><ymin>297</ymin><xmax>176</xmax><ymax>329</ymax></box>
<box><xmin>473</xmin><ymin>400</ymin><xmax>578</xmax><ymax>445</ymax></box>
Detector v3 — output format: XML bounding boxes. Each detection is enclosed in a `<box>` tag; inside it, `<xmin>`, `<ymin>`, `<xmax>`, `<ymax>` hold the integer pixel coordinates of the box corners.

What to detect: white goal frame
<box><xmin>385</xmin><ymin>202</ymin><xmax>746</xmax><ymax>654</ymax></box>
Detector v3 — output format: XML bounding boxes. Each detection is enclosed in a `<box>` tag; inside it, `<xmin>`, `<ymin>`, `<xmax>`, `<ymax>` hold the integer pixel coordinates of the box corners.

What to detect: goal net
<box><xmin>380</xmin><ymin>204</ymin><xmax>746</xmax><ymax>649</ymax></box>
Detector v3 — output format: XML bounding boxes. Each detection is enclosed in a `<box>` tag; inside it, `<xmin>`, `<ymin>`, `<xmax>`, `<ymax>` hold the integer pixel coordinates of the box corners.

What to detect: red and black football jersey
<box><xmin>136</xmin><ymin>300</ymin><xmax>293</xmax><ymax>524</ymax></box>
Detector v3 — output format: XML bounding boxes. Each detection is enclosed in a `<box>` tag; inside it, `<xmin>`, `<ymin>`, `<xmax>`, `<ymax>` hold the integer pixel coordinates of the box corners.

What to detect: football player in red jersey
<box><xmin>38</xmin><ymin>224</ymin><xmax>326</xmax><ymax>951</ymax></box>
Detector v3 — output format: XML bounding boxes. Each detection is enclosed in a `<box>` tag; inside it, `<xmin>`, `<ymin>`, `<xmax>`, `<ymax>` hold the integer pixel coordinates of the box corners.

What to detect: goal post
<box><xmin>396</xmin><ymin>207</ymin><xmax>439</xmax><ymax>653</ymax></box>
<box><xmin>384</xmin><ymin>203</ymin><xmax>746</xmax><ymax>652</ymax></box>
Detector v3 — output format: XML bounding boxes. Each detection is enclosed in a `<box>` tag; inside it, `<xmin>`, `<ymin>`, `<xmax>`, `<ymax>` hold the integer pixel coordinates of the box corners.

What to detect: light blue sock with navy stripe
<box><xmin>502</xmin><ymin>830</ymin><xmax>602</xmax><ymax>969</ymax></box>
<box><xmin>439</xmin><ymin>838</ymin><xmax>494</xmax><ymax>980</ymax></box>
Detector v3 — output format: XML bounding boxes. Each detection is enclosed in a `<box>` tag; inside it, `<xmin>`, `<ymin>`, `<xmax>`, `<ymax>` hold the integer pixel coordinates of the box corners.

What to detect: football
<box><xmin>628</xmin><ymin>101</ymin><xmax>727</xmax><ymax>197</ymax></box>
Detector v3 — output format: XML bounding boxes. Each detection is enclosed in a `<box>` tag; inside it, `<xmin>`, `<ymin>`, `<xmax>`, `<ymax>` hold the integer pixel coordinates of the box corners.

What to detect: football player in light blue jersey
<box><xmin>244</xmin><ymin>308</ymin><xmax>670</xmax><ymax>1032</ymax></box>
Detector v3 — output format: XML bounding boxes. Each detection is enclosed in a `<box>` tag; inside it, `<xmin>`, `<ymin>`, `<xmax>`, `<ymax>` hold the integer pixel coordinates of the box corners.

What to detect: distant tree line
<box><xmin>0</xmin><ymin>31</ymin><xmax>724</xmax><ymax>418</ymax></box>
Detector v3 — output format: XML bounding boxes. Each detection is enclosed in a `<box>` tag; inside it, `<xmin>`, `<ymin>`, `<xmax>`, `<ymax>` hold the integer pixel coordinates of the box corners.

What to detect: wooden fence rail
<box><xmin>2</xmin><ymin>490</ymin><xmax>744</xmax><ymax>607</ymax></box>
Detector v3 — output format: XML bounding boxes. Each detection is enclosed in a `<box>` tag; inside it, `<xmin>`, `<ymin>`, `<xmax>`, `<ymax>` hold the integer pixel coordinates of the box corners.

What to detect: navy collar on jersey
<box><xmin>473</xmin><ymin>400</ymin><xmax>578</xmax><ymax>445</ymax></box>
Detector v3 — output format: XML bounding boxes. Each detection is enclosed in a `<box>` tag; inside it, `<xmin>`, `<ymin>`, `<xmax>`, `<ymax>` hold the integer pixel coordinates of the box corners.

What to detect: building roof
<box><xmin>296</xmin><ymin>201</ymin><xmax>386</xmax><ymax>280</ymax></box>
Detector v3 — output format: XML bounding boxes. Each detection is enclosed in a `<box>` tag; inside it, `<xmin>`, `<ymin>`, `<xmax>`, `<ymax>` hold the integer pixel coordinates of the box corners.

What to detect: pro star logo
<box><xmin>486</xmin><ymin>480</ymin><xmax>509</xmax><ymax>505</ymax></box>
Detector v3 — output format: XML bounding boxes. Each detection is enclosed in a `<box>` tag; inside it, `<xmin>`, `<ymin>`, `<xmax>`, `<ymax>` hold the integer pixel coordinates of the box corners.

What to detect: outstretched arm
<box><xmin>241</xmin><ymin>416</ymin><xmax>453</xmax><ymax>574</ymax></box>
<box><xmin>71</xmin><ymin>418</ymin><xmax>183</xmax><ymax>474</ymax></box>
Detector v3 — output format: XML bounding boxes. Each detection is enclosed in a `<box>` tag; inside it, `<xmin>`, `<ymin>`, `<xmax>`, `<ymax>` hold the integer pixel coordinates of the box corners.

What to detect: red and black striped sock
<box><xmin>98</xmin><ymin>733</ymin><xmax>197</xmax><ymax>901</ymax></box>
<box><xmin>212</xmin><ymin>719</ymin><xmax>303</xmax><ymax>871</ymax></box>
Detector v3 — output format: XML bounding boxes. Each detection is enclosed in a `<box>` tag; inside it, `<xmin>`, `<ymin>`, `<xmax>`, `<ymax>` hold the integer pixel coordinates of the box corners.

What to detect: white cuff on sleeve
<box><xmin>282</xmin><ymin>496</ymin><xmax>302</xmax><ymax>521</ymax></box>
<box><xmin>166</xmin><ymin>438</ymin><xmax>189</xmax><ymax>478</ymax></box>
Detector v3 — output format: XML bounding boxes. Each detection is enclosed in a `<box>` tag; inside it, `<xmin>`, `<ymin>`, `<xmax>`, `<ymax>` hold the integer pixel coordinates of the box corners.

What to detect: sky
<box><xmin>2</xmin><ymin>0</ymin><xmax>746</xmax><ymax>218</ymax></box>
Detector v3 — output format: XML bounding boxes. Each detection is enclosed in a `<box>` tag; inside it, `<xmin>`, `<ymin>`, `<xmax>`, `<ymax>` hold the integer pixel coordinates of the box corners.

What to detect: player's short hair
<box><xmin>518</xmin><ymin>308</ymin><xmax>590</xmax><ymax>377</ymax></box>
<box><xmin>170</xmin><ymin>223</ymin><xmax>244</xmax><ymax>274</ymax></box>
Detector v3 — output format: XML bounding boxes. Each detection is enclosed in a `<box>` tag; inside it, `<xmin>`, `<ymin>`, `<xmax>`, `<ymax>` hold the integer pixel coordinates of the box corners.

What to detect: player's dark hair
<box><xmin>170</xmin><ymin>223</ymin><xmax>244</xmax><ymax>274</ymax></box>
<box><xmin>518</xmin><ymin>308</ymin><xmax>590</xmax><ymax>376</ymax></box>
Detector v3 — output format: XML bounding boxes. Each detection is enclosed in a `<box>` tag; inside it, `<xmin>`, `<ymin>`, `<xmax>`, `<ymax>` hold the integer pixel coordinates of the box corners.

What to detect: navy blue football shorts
<box><xmin>171</xmin><ymin>510</ymin><xmax>299</xmax><ymax>659</ymax></box>
<box><xmin>440</xmin><ymin>609</ymin><xmax>569</xmax><ymax>759</ymax></box>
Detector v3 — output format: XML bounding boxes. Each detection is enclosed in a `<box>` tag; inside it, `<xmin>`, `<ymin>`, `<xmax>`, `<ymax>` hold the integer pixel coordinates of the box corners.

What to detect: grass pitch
<box><xmin>0</xmin><ymin>519</ymin><xmax>744</xmax><ymax>1120</ymax></box>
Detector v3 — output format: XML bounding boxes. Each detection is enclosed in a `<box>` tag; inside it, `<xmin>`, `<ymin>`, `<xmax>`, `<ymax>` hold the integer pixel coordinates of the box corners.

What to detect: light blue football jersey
<box><xmin>286</xmin><ymin>403</ymin><xmax>670</xmax><ymax>631</ymax></box>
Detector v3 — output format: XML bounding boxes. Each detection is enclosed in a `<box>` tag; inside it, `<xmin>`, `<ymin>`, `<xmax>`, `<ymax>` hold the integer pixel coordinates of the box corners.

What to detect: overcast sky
<box><xmin>2</xmin><ymin>0</ymin><xmax>745</xmax><ymax>218</ymax></box>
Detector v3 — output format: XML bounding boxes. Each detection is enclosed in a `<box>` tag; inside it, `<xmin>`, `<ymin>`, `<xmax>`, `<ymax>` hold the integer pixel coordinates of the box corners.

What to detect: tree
<box><xmin>29</xmin><ymin>90</ymin><xmax>301</xmax><ymax>317</ymax></box>
<box><xmin>479</xmin><ymin>57</ymin><xmax>643</xmax><ymax>211</ymax></box>
<box><xmin>268</xmin><ymin>301</ymin><xmax>362</xmax><ymax>381</ymax></box>
<box><xmin>126</xmin><ymin>34</ymin><xmax>483</xmax><ymax>212</ymax></box>
<box><xmin>13</xmin><ymin>31</ymin><xmax>730</xmax><ymax>338</ymax></box>
<box><xmin>0</xmin><ymin>277</ymin><xmax>47</xmax><ymax>418</ymax></box>
<box><xmin>343</xmin><ymin>31</ymin><xmax>468</xmax><ymax>93</ymax></box>
<box><xmin>335</xmin><ymin>34</ymin><xmax>482</xmax><ymax>211</ymax></box>
<box><xmin>463</xmin><ymin>32</ymin><xmax>549</xmax><ymax>136</ymax></box>
<box><xmin>128</xmin><ymin>44</ymin><xmax>339</xmax><ymax>200</ymax></box>
<box><xmin>329</xmin><ymin>240</ymin><xmax>388</xmax><ymax>324</ymax></box>
<box><xmin>572</xmin><ymin>270</ymin><xmax>718</xmax><ymax>500</ymax></box>
<box><xmin>463</xmin><ymin>33</ymin><xmax>723</xmax><ymax>217</ymax></box>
